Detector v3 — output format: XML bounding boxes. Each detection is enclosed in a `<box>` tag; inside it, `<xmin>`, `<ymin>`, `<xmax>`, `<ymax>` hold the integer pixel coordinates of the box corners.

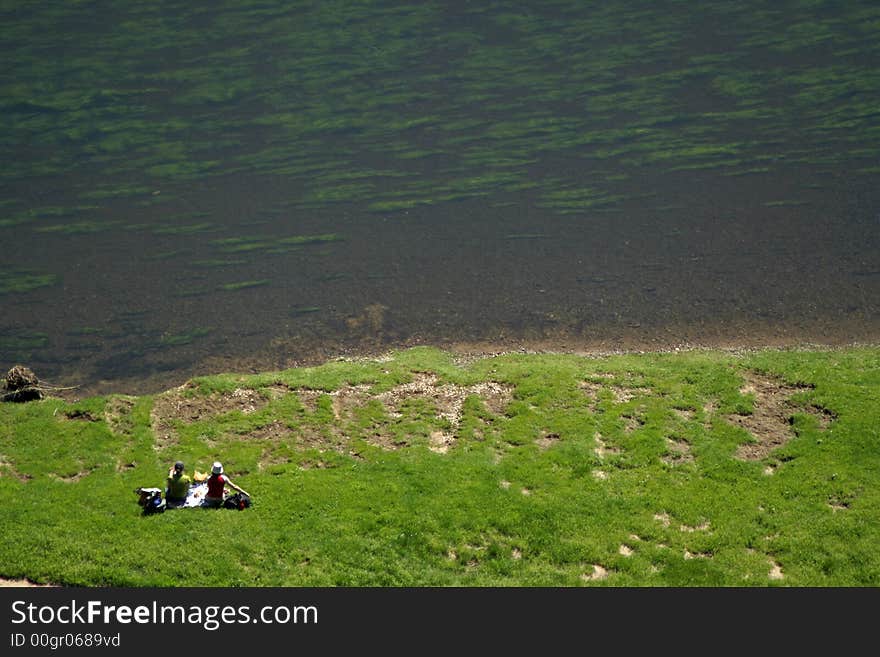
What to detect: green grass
<box><xmin>1</xmin><ymin>345</ymin><xmax>878</xmax><ymax>587</ymax></box>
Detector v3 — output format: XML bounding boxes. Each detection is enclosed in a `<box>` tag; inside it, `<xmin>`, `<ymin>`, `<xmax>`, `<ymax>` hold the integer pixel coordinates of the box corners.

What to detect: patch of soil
<box><xmin>701</xmin><ymin>401</ymin><xmax>718</xmax><ymax>429</ymax></box>
<box><xmin>672</xmin><ymin>407</ymin><xmax>696</xmax><ymax>422</ymax></box>
<box><xmin>661</xmin><ymin>436</ymin><xmax>693</xmax><ymax>465</ymax></box>
<box><xmin>245</xmin><ymin>420</ymin><xmax>293</xmax><ymax>442</ymax></box>
<box><xmin>49</xmin><ymin>468</ymin><xmax>94</xmax><ymax>483</ymax></box>
<box><xmin>150</xmin><ymin>383</ymin><xmax>270</xmax><ymax>449</ymax></box>
<box><xmin>294</xmin><ymin>385</ymin><xmax>371</xmax><ymax>417</ymax></box>
<box><xmin>63</xmin><ymin>409</ymin><xmax>100</xmax><ymax>421</ymax></box>
<box><xmin>149</xmin><ymin>372</ymin><xmax>514</xmax><ymax>455</ymax></box>
<box><xmin>728</xmin><ymin>371</ymin><xmax>835</xmax><ymax>461</ymax></box>
<box><xmin>768</xmin><ymin>560</ymin><xmax>785</xmax><ymax>580</ymax></box>
<box><xmin>579</xmin><ymin>382</ymin><xmax>602</xmax><ymax>412</ymax></box>
<box><xmin>609</xmin><ymin>385</ymin><xmax>644</xmax><ymax>403</ymax></box>
<box><xmin>680</xmin><ymin>521</ymin><xmax>710</xmax><ymax>533</ymax></box>
<box><xmin>376</xmin><ymin>374</ymin><xmax>459</xmax><ymax>423</ymax></box>
<box><xmin>366</xmin><ymin>374</ymin><xmax>513</xmax><ymax>451</ymax></box>
<box><xmin>535</xmin><ymin>432</ymin><xmax>560</xmax><ymax>450</ymax></box>
<box><xmin>622</xmin><ymin>413</ymin><xmax>646</xmax><ymax>433</ymax></box>
<box><xmin>579</xmin><ymin>378</ymin><xmax>651</xmax><ymax>408</ymax></box>
<box><xmin>105</xmin><ymin>396</ymin><xmax>136</xmax><ymax>436</ymax></box>
<box><xmin>653</xmin><ymin>512</ymin><xmax>672</xmax><ymax>528</ymax></box>
<box><xmin>428</xmin><ymin>430</ymin><xmax>455</xmax><ymax>454</ymax></box>
<box><xmin>593</xmin><ymin>432</ymin><xmax>621</xmax><ymax>458</ymax></box>
<box><xmin>581</xmin><ymin>564</ymin><xmax>609</xmax><ymax>582</ymax></box>
<box><xmin>295</xmin><ymin>424</ymin><xmax>348</xmax><ymax>451</ymax></box>
<box><xmin>684</xmin><ymin>550</ymin><xmax>712</xmax><ymax>560</ymax></box>
<box><xmin>0</xmin><ymin>455</ymin><xmax>32</xmax><ymax>482</ymax></box>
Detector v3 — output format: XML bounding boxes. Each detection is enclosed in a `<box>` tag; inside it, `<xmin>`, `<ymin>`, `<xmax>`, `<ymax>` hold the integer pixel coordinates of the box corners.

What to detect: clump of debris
<box><xmin>2</xmin><ymin>365</ymin><xmax>44</xmax><ymax>402</ymax></box>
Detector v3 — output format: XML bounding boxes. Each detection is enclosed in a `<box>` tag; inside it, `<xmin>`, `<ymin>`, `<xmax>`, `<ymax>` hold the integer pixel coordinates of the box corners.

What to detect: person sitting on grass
<box><xmin>165</xmin><ymin>460</ymin><xmax>192</xmax><ymax>508</ymax></box>
<box><xmin>203</xmin><ymin>461</ymin><xmax>249</xmax><ymax>508</ymax></box>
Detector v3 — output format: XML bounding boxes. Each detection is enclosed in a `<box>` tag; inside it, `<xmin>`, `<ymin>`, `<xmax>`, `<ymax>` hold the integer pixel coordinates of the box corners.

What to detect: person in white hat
<box><xmin>203</xmin><ymin>461</ymin><xmax>249</xmax><ymax>508</ymax></box>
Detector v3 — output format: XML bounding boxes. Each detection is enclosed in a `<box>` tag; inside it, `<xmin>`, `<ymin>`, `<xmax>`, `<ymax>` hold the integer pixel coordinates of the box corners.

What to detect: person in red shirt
<box><xmin>203</xmin><ymin>461</ymin><xmax>249</xmax><ymax>508</ymax></box>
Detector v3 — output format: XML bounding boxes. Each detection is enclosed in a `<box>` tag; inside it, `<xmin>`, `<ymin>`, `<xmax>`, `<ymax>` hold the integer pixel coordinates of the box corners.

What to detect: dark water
<box><xmin>1</xmin><ymin>1</ymin><xmax>878</xmax><ymax>395</ymax></box>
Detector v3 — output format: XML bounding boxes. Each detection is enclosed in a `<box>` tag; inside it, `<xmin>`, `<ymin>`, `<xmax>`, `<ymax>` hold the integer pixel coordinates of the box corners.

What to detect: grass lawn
<box><xmin>1</xmin><ymin>345</ymin><xmax>878</xmax><ymax>586</ymax></box>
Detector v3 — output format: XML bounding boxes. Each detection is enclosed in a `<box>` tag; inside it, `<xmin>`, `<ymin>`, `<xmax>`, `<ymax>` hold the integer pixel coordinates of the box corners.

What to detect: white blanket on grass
<box><xmin>180</xmin><ymin>482</ymin><xmax>209</xmax><ymax>508</ymax></box>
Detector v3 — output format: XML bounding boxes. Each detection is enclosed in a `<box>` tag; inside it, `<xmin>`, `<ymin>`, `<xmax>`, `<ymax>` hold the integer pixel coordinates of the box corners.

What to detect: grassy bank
<box><xmin>1</xmin><ymin>345</ymin><xmax>878</xmax><ymax>586</ymax></box>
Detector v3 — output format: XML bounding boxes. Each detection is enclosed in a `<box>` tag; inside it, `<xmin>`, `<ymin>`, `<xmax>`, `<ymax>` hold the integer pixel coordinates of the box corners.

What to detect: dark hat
<box><xmin>174</xmin><ymin>461</ymin><xmax>185</xmax><ymax>471</ymax></box>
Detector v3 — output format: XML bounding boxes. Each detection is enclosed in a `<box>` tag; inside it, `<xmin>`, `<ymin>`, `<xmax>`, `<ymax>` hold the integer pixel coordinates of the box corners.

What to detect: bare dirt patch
<box><xmin>728</xmin><ymin>371</ymin><xmax>835</xmax><ymax>461</ymax></box>
<box><xmin>593</xmin><ymin>432</ymin><xmax>621</xmax><ymax>458</ymax></box>
<box><xmin>149</xmin><ymin>372</ymin><xmax>514</xmax><ymax>455</ymax></box>
<box><xmin>429</xmin><ymin>430</ymin><xmax>455</xmax><ymax>454</ymax></box>
<box><xmin>653</xmin><ymin>512</ymin><xmax>672</xmax><ymax>528</ymax></box>
<box><xmin>375</xmin><ymin>373</ymin><xmax>511</xmax><ymax>426</ymax></box>
<box><xmin>246</xmin><ymin>420</ymin><xmax>293</xmax><ymax>442</ymax></box>
<box><xmin>0</xmin><ymin>455</ymin><xmax>32</xmax><ymax>481</ymax></box>
<box><xmin>622</xmin><ymin>412</ymin><xmax>646</xmax><ymax>433</ymax></box>
<box><xmin>63</xmin><ymin>409</ymin><xmax>100</xmax><ymax>421</ymax></box>
<box><xmin>105</xmin><ymin>395</ymin><xmax>136</xmax><ymax>436</ymax></box>
<box><xmin>48</xmin><ymin>468</ymin><xmax>94</xmax><ymax>483</ymax></box>
<box><xmin>115</xmin><ymin>460</ymin><xmax>137</xmax><ymax>473</ymax></box>
<box><xmin>827</xmin><ymin>494</ymin><xmax>851</xmax><ymax>512</ymax></box>
<box><xmin>581</xmin><ymin>564</ymin><xmax>609</xmax><ymax>582</ymax></box>
<box><xmin>672</xmin><ymin>407</ymin><xmax>696</xmax><ymax>422</ymax></box>
<box><xmin>702</xmin><ymin>400</ymin><xmax>718</xmax><ymax>429</ymax></box>
<box><xmin>610</xmin><ymin>385</ymin><xmax>644</xmax><ymax>403</ymax></box>
<box><xmin>684</xmin><ymin>550</ymin><xmax>712</xmax><ymax>560</ymax></box>
<box><xmin>579</xmin><ymin>379</ymin><xmax>651</xmax><ymax>408</ymax></box>
<box><xmin>680</xmin><ymin>521</ymin><xmax>711</xmax><ymax>533</ymax></box>
<box><xmin>535</xmin><ymin>432</ymin><xmax>560</xmax><ymax>450</ymax></box>
<box><xmin>768</xmin><ymin>560</ymin><xmax>785</xmax><ymax>580</ymax></box>
<box><xmin>662</xmin><ymin>436</ymin><xmax>693</xmax><ymax>465</ymax></box>
<box><xmin>366</xmin><ymin>374</ymin><xmax>513</xmax><ymax>451</ymax></box>
<box><xmin>150</xmin><ymin>383</ymin><xmax>271</xmax><ymax>449</ymax></box>
<box><xmin>579</xmin><ymin>381</ymin><xmax>603</xmax><ymax>411</ymax></box>
<box><xmin>294</xmin><ymin>385</ymin><xmax>371</xmax><ymax>417</ymax></box>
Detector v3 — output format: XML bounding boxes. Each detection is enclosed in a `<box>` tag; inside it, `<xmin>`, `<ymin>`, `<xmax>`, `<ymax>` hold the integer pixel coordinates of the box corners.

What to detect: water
<box><xmin>1</xmin><ymin>0</ymin><xmax>878</xmax><ymax>395</ymax></box>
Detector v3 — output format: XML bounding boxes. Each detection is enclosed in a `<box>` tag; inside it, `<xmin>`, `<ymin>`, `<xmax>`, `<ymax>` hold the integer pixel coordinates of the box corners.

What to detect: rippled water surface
<box><xmin>2</xmin><ymin>0</ymin><xmax>878</xmax><ymax>394</ymax></box>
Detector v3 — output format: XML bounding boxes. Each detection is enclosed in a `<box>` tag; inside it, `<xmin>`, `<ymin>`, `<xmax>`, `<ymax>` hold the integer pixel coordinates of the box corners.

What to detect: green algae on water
<box><xmin>218</xmin><ymin>279</ymin><xmax>270</xmax><ymax>291</ymax></box>
<box><xmin>0</xmin><ymin>268</ymin><xmax>58</xmax><ymax>295</ymax></box>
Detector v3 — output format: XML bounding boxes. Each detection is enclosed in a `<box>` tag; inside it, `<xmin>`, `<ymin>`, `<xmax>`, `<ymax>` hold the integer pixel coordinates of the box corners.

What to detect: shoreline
<box><xmin>42</xmin><ymin>323</ymin><xmax>880</xmax><ymax>400</ymax></box>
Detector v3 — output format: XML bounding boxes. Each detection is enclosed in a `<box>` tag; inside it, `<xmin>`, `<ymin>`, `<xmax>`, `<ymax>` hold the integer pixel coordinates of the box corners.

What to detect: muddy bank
<box><xmin>42</xmin><ymin>314</ymin><xmax>880</xmax><ymax>400</ymax></box>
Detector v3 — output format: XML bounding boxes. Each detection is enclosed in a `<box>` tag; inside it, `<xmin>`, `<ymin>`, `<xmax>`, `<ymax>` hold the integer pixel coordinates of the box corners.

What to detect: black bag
<box><xmin>223</xmin><ymin>492</ymin><xmax>251</xmax><ymax>510</ymax></box>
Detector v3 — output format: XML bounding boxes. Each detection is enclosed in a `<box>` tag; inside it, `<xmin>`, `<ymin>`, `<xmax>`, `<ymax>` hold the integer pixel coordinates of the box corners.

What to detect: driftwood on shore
<box><xmin>1</xmin><ymin>365</ymin><xmax>77</xmax><ymax>402</ymax></box>
<box><xmin>2</xmin><ymin>365</ymin><xmax>43</xmax><ymax>402</ymax></box>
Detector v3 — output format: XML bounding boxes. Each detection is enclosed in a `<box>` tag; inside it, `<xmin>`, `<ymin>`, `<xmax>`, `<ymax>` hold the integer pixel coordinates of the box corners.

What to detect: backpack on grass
<box><xmin>223</xmin><ymin>492</ymin><xmax>251</xmax><ymax>510</ymax></box>
<box><xmin>135</xmin><ymin>487</ymin><xmax>166</xmax><ymax>515</ymax></box>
